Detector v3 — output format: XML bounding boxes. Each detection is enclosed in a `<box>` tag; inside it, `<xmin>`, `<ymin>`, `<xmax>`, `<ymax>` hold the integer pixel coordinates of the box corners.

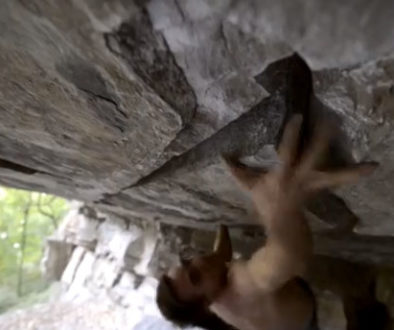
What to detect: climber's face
<box><xmin>167</xmin><ymin>252</ymin><xmax>229</xmax><ymax>303</ymax></box>
<box><xmin>165</xmin><ymin>225</ymin><xmax>233</xmax><ymax>303</ymax></box>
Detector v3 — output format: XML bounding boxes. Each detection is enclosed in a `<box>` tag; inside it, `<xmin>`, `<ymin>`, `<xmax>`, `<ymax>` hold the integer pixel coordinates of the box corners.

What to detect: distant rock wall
<box><xmin>39</xmin><ymin>205</ymin><xmax>179</xmax><ymax>329</ymax></box>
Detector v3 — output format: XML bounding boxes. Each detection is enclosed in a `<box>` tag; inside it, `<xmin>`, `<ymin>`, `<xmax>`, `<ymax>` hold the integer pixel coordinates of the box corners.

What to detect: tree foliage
<box><xmin>0</xmin><ymin>186</ymin><xmax>69</xmax><ymax>312</ymax></box>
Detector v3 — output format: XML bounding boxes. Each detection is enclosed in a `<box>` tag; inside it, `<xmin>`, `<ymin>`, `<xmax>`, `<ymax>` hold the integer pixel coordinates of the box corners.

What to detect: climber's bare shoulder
<box><xmin>210</xmin><ymin>260</ymin><xmax>315</xmax><ymax>330</ymax></box>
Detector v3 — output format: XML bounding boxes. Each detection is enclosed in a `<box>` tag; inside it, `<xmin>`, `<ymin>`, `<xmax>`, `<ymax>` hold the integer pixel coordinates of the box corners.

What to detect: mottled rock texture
<box><xmin>1</xmin><ymin>0</ymin><xmax>394</xmax><ymax>267</ymax></box>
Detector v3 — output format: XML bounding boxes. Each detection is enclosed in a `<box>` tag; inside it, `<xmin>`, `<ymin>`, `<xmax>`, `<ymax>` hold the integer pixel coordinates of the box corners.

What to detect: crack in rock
<box><xmin>98</xmin><ymin>53</ymin><xmax>365</xmax><ymax>233</ymax></box>
<box><xmin>56</xmin><ymin>55</ymin><xmax>128</xmax><ymax>133</ymax></box>
<box><xmin>132</xmin><ymin>53</ymin><xmax>312</xmax><ymax>187</ymax></box>
<box><xmin>0</xmin><ymin>158</ymin><xmax>47</xmax><ymax>175</ymax></box>
<box><xmin>104</xmin><ymin>7</ymin><xmax>197</xmax><ymax>126</ymax></box>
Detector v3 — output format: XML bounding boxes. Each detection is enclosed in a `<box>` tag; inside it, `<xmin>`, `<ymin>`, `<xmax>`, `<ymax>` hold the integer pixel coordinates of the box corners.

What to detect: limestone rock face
<box><xmin>1</xmin><ymin>0</ymin><xmax>394</xmax><ymax>266</ymax></box>
<box><xmin>314</xmin><ymin>59</ymin><xmax>394</xmax><ymax>236</ymax></box>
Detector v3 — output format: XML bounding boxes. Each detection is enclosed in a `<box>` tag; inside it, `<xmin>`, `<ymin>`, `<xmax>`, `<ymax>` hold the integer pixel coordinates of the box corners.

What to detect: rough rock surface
<box><xmin>1</xmin><ymin>1</ymin><xmax>394</xmax><ymax>271</ymax></box>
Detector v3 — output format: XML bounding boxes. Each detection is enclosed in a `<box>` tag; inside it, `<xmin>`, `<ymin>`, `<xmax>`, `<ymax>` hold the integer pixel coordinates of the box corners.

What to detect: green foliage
<box><xmin>0</xmin><ymin>187</ymin><xmax>69</xmax><ymax>313</ymax></box>
<box><xmin>6</xmin><ymin>282</ymin><xmax>62</xmax><ymax>313</ymax></box>
<box><xmin>0</xmin><ymin>286</ymin><xmax>18</xmax><ymax>314</ymax></box>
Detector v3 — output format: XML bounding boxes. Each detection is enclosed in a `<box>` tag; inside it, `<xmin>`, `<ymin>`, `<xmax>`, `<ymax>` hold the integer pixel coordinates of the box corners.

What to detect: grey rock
<box><xmin>89</xmin><ymin>257</ymin><xmax>121</xmax><ymax>289</ymax></box>
<box><xmin>0</xmin><ymin>0</ymin><xmax>393</xmax><ymax>274</ymax></box>
<box><xmin>56</xmin><ymin>203</ymin><xmax>99</xmax><ymax>249</ymax></box>
<box><xmin>0</xmin><ymin>0</ymin><xmax>183</xmax><ymax>200</ymax></box>
<box><xmin>64</xmin><ymin>249</ymin><xmax>96</xmax><ymax>301</ymax></box>
<box><xmin>99</xmin><ymin>54</ymin><xmax>310</xmax><ymax>230</ymax></box>
<box><xmin>227</xmin><ymin>0</ymin><xmax>394</xmax><ymax>69</ymax></box>
<box><xmin>314</xmin><ymin>57</ymin><xmax>394</xmax><ymax>236</ymax></box>
<box><xmin>41</xmin><ymin>239</ymin><xmax>73</xmax><ymax>281</ymax></box>
<box><xmin>61</xmin><ymin>246</ymin><xmax>87</xmax><ymax>286</ymax></box>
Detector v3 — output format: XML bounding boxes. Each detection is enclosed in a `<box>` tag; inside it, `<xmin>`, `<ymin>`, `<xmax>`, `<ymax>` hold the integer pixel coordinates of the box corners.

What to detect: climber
<box><xmin>156</xmin><ymin>115</ymin><xmax>378</xmax><ymax>330</ymax></box>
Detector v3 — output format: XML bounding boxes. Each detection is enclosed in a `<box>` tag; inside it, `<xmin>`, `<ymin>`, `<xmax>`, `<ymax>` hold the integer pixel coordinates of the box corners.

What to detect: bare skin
<box><xmin>162</xmin><ymin>115</ymin><xmax>378</xmax><ymax>330</ymax></box>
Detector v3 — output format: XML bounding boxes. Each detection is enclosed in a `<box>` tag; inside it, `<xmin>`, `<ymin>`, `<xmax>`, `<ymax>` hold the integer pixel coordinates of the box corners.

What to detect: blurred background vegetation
<box><xmin>0</xmin><ymin>187</ymin><xmax>69</xmax><ymax>314</ymax></box>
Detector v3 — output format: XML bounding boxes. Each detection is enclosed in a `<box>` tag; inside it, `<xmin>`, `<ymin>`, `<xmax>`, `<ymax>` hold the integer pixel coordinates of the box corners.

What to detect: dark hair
<box><xmin>345</xmin><ymin>299</ymin><xmax>392</xmax><ymax>330</ymax></box>
<box><xmin>156</xmin><ymin>275</ymin><xmax>237</xmax><ymax>330</ymax></box>
<box><xmin>293</xmin><ymin>277</ymin><xmax>319</xmax><ymax>330</ymax></box>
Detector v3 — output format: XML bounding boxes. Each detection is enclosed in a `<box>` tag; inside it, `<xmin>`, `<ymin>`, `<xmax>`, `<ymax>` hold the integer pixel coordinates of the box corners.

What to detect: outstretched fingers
<box><xmin>306</xmin><ymin>162</ymin><xmax>378</xmax><ymax>191</ymax></box>
<box><xmin>298</xmin><ymin>123</ymin><xmax>331</xmax><ymax>175</ymax></box>
<box><xmin>278</xmin><ymin>114</ymin><xmax>303</xmax><ymax>168</ymax></box>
